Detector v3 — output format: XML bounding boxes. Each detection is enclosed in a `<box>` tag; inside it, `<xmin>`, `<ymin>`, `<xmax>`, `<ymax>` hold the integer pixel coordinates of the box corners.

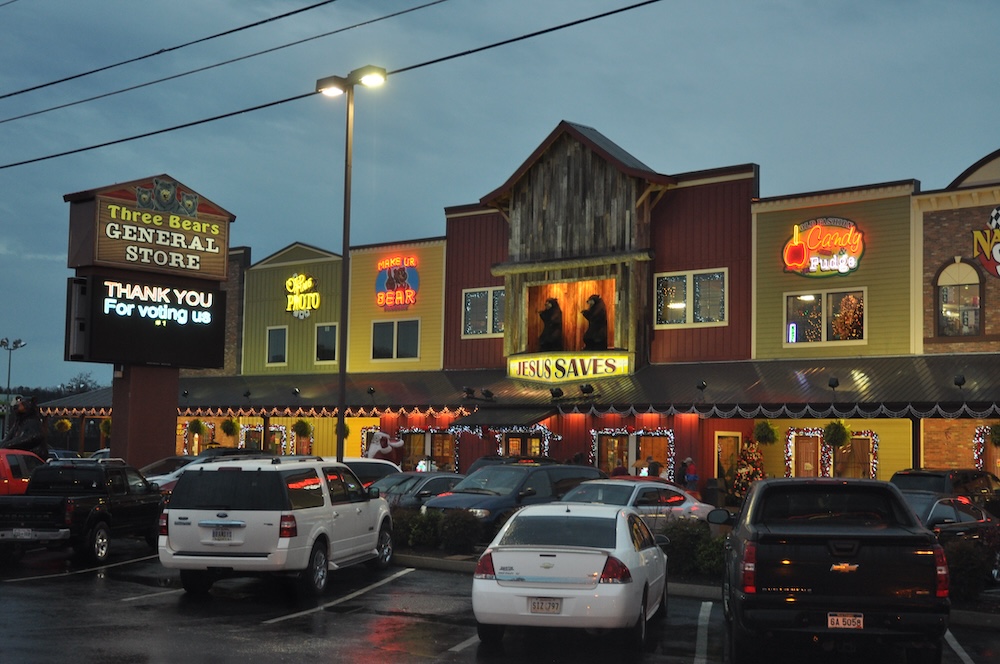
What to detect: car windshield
<box><xmin>499</xmin><ymin>515</ymin><xmax>617</xmax><ymax>548</ymax></box>
<box><xmin>900</xmin><ymin>492</ymin><xmax>937</xmax><ymax>521</ymax></box>
<box><xmin>562</xmin><ymin>483</ymin><xmax>634</xmax><ymax>505</ymax></box>
<box><xmin>370</xmin><ymin>474</ymin><xmax>415</xmax><ymax>493</ymax></box>
<box><xmin>890</xmin><ymin>474</ymin><xmax>944</xmax><ymax>492</ymax></box>
<box><xmin>452</xmin><ymin>466</ymin><xmax>527</xmax><ymax>496</ymax></box>
<box><xmin>141</xmin><ymin>457</ymin><xmax>193</xmax><ymax>476</ymax></box>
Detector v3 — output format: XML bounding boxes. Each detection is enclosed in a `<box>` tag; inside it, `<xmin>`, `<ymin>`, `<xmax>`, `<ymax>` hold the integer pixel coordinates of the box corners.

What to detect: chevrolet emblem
<box><xmin>830</xmin><ymin>562</ymin><xmax>859</xmax><ymax>573</ymax></box>
<box><xmin>540</xmin><ymin>562</ymin><xmax>554</xmax><ymax>569</ymax></box>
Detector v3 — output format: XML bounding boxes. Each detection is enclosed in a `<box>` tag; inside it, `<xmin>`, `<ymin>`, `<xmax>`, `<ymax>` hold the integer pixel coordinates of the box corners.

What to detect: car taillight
<box><xmin>600</xmin><ymin>556</ymin><xmax>633</xmax><ymax>584</ymax></box>
<box><xmin>934</xmin><ymin>544</ymin><xmax>949</xmax><ymax>598</ymax></box>
<box><xmin>741</xmin><ymin>541</ymin><xmax>757</xmax><ymax>594</ymax></box>
<box><xmin>158</xmin><ymin>512</ymin><xmax>168</xmax><ymax>537</ymax></box>
<box><xmin>279</xmin><ymin>515</ymin><xmax>297</xmax><ymax>538</ymax></box>
<box><xmin>64</xmin><ymin>498</ymin><xmax>75</xmax><ymax>526</ymax></box>
<box><xmin>473</xmin><ymin>551</ymin><xmax>496</xmax><ymax>580</ymax></box>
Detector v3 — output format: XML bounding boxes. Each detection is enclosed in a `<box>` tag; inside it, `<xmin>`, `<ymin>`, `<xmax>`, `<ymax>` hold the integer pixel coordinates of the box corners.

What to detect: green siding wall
<box><xmin>756</xmin><ymin>196</ymin><xmax>913</xmax><ymax>358</ymax></box>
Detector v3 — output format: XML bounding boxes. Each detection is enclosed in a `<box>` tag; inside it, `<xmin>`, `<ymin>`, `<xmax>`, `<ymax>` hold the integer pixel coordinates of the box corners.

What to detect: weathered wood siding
<box><xmin>649</xmin><ymin>178</ymin><xmax>756</xmax><ymax>362</ymax></box>
<box><xmin>443</xmin><ymin>209</ymin><xmax>509</xmax><ymax>370</ymax></box>
<box><xmin>503</xmin><ymin>135</ymin><xmax>651</xmax><ymax>360</ymax></box>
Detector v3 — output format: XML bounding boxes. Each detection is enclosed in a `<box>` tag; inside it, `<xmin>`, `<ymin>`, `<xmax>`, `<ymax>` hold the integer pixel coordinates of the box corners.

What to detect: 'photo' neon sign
<box><xmin>782</xmin><ymin>217</ymin><xmax>864</xmax><ymax>277</ymax></box>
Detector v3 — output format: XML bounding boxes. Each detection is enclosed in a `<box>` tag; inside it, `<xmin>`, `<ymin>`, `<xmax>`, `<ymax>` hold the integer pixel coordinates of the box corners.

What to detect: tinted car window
<box><xmin>170</xmin><ymin>469</ymin><xmax>288</xmax><ymax>510</ymax></box>
<box><xmin>562</xmin><ymin>483</ymin><xmax>633</xmax><ymax>505</ymax></box>
<box><xmin>343</xmin><ymin>469</ymin><xmax>365</xmax><ymax>501</ymax></box>
<box><xmin>628</xmin><ymin>514</ymin><xmax>655</xmax><ymax>550</ymax></box>
<box><xmin>890</xmin><ymin>473</ymin><xmax>946</xmax><ymax>492</ymax></box>
<box><xmin>523</xmin><ymin>470</ymin><xmax>552</xmax><ymax>498</ymax></box>
<box><xmin>757</xmin><ymin>486</ymin><xmax>908</xmax><ymax>526</ymax></box>
<box><xmin>125</xmin><ymin>468</ymin><xmax>150</xmax><ymax>494</ymax></box>
<box><xmin>454</xmin><ymin>466</ymin><xmax>529</xmax><ymax>496</ymax></box>
<box><xmin>324</xmin><ymin>468</ymin><xmax>349</xmax><ymax>503</ymax></box>
<box><xmin>29</xmin><ymin>467</ymin><xmax>105</xmax><ymax>494</ymax></box>
<box><xmin>499</xmin><ymin>515</ymin><xmax>617</xmax><ymax>548</ymax></box>
<box><xmin>282</xmin><ymin>469</ymin><xmax>325</xmax><ymax>509</ymax></box>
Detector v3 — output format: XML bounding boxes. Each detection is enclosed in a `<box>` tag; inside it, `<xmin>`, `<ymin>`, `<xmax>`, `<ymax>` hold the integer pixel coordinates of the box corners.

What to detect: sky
<box><xmin>1</xmin><ymin>0</ymin><xmax>999</xmax><ymax>391</ymax></box>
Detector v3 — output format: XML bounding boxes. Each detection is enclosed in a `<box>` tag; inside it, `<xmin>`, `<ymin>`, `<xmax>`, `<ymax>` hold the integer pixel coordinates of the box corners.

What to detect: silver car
<box><xmin>561</xmin><ymin>477</ymin><xmax>714</xmax><ymax>531</ymax></box>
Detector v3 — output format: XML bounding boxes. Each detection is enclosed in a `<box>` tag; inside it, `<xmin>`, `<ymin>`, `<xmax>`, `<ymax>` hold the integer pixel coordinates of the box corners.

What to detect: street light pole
<box><xmin>316</xmin><ymin>65</ymin><xmax>385</xmax><ymax>462</ymax></box>
<box><xmin>1</xmin><ymin>337</ymin><xmax>26</xmax><ymax>434</ymax></box>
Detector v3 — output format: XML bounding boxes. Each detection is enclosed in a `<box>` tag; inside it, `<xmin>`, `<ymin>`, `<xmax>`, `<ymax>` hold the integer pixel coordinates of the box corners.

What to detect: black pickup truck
<box><xmin>0</xmin><ymin>459</ymin><xmax>163</xmax><ymax>564</ymax></box>
<box><xmin>708</xmin><ymin>478</ymin><xmax>950</xmax><ymax>664</ymax></box>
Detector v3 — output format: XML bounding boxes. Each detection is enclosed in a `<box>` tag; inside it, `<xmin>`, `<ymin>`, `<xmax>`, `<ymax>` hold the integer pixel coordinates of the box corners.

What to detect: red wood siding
<box><xmin>649</xmin><ymin>178</ymin><xmax>755</xmax><ymax>362</ymax></box>
<box><xmin>443</xmin><ymin>209</ymin><xmax>509</xmax><ymax>369</ymax></box>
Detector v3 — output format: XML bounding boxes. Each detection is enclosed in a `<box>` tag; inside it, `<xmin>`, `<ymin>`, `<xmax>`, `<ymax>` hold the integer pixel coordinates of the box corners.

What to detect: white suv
<box><xmin>158</xmin><ymin>456</ymin><xmax>393</xmax><ymax>596</ymax></box>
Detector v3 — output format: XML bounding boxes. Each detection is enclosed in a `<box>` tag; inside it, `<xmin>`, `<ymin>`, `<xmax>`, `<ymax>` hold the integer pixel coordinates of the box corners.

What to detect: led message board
<box><xmin>65</xmin><ymin>275</ymin><xmax>226</xmax><ymax>368</ymax></box>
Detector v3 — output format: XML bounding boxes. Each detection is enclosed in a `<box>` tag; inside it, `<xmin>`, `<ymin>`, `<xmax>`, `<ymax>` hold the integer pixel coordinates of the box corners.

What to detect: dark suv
<box><xmin>890</xmin><ymin>468</ymin><xmax>1000</xmax><ymax>517</ymax></box>
<box><xmin>421</xmin><ymin>463</ymin><xmax>606</xmax><ymax>539</ymax></box>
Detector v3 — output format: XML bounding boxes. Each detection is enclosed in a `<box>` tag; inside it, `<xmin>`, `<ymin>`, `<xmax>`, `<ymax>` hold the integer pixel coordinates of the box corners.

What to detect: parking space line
<box><xmin>945</xmin><ymin>630</ymin><xmax>975</xmax><ymax>664</ymax></box>
<box><xmin>262</xmin><ymin>567</ymin><xmax>415</xmax><ymax>625</ymax></box>
<box><xmin>3</xmin><ymin>554</ymin><xmax>160</xmax><ymax>583</ymax></box>
<box><xmin>449</xmin><ymin>636</ymin><xmax>480</xmax><ymax>652</ymax></box>
<box><xmin>694</xmin><ymin>601</ymin><xmax>712</xmax><ymax>664</ymax></box>
<box><xmin>121</xmin><ymin>588</ymin><xmax>184</xmax><ymax>602</ymax></box>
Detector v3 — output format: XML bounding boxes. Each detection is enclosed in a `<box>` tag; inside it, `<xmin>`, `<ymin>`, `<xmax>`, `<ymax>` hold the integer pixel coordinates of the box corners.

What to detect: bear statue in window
<box><xmin>538</xmin><ymin>298</ymin><xmax>564</xmax><ymax>351</ymax></box>
<box><xmin>582</xmin><ymin>294</ymin><xmax>608</xmax><ymax>350</ymax></box>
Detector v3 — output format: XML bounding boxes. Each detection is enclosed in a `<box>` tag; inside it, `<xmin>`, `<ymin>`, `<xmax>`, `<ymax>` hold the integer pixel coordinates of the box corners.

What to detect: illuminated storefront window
<box><xmin>462</xmin><ymin>287</ymin><xmax>505</xmax><ymax>337</ymax></box>
<box><xmin>784</xmin><ymin>289</ymin><xmax>865</xmax><ymax>345</ymax></box>
<box><xmin>654</xmin><ymin>268</ymin><xmax>727</xmax><ymax>327</ymax></box>
<box><xmin>936</xmin><ymin>261</ymin><xmax>982</xmax><ymax>337</ymax></box>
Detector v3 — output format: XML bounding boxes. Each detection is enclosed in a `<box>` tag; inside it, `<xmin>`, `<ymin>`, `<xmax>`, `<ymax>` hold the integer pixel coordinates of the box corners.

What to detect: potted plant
<box><xmin>823</xmin><ymin>420</ymin><xmax>850</xmax><ymax>449</ymax></box>
<box><xmin>99</xmin><ymin>418</ymin><xmax>112</xmax><ymax>438</ymax></box>
<box><xmin>753</xmin><ymin>420</ymin><xmax>778</xmax><ymax>445</ymax></box>
<box><xmin>990</xmin><ymin>424</ymin><xmax>1000</xmax><ymax>448</ymax></box>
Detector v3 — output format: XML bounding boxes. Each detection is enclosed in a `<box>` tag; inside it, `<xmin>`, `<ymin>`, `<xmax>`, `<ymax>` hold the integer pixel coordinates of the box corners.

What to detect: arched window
<box><xmin>937</xmin><ymin>260</ymin><xmax>981</xmax><ymax>337</ymax></box>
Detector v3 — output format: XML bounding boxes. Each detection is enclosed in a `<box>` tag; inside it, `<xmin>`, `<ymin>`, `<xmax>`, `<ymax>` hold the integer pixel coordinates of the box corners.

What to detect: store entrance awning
<box><xmin>452</xmin><ymin>408</ymin><xmax>556</xmax><ymax>427</ymax></box>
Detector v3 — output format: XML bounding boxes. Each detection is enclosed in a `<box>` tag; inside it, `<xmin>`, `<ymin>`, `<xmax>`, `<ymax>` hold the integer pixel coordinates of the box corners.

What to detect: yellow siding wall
<box><xmin>758</xmin><ymin>418</ymin><xmax>912</xmax><ymax>480</ymax></box>
<box><xmin>348</xmin><ymin>241</ymin><xmax>446</xmax><ymax>373</ymax></box>
<box><xmin>755</xmin><ymin>196</ymin><xmax>914</xmax><ymax>358</ymax></box>
<box><xmin>242</xmin><ymin>250</ymin><xmax>342</xmax><ymax>375</ymax></box>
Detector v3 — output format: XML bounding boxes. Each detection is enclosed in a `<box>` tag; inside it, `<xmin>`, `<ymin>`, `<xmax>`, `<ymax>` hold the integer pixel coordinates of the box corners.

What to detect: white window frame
<box><xmin>266</xmin><ymin>326</ymin><xmax>288</xmax><ymax>366</ymax></box>
<box><xmin>314</xmin><ymin>322</ymin><xmax>337</xmax><ymax>365</ymax></box>
<box><xmin>782</xmin><ymin>286</ymin><xmax>867</xmax><ymax>348</ymax></box>
<box><xmin>461</xmin><ymin>286</ymin><xmax>505</xmax><ymax>339</ymax></box>
<box><xmin>371</xmin><ymin>319</ymin><xmax>420</xmax><ymax>361</ymax></box>
<box><xmin>653</xmin><ymin>267</ymin><xmax>728</xmax><ymax>329</ymax></box>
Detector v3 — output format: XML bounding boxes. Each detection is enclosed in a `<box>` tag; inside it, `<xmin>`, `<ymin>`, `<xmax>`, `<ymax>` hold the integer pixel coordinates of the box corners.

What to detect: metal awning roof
<box><xmin>452</xmin><ymin>408</ymin><xmax>556</xmax><ymax>427</ymax></box>
<box><xmin>39</xmin><ymin>354</ymin><xmax>1000</xmax><ymax>420</ymax></box>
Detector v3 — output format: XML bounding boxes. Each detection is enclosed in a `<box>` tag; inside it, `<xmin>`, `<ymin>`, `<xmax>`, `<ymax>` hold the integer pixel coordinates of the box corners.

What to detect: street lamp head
<box><xmin>316</xmin><ymin>65</ymin><xmax>386</xmax><ymax>96</ymax></box>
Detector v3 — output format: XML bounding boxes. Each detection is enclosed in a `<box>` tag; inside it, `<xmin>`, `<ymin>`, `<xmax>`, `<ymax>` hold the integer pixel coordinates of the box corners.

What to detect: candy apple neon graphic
<box><xmin>782</xmin><ymin>217</ymin><xmax>865</xmax><ymax>277</ymax></box>
<box><xmin>971</xmin><ymin>206</ymin><xmax>1000</xmax><ymax>278</ymax></box>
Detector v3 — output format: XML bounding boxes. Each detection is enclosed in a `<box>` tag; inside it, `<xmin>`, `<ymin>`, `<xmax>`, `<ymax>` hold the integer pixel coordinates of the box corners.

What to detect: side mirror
<box><xmin>517</xmin><ymin>488</ymin><xmax>537</xmax><ymax>502</ymax></box>
<box><xmin>415</xmin><ymin>490</ymin><xmax>432</xmax><ymax>499</ymax></box>
<box><xmin>368</xmin><ymin>487</ymin><xmax>381</xmax><ymax>500</ymax></box>
<box><xmin>707</xmin><ymin>508</ymin><xmax>735</xmax><ymax>526</ymax></box>
<box><xmin>148</xmin><ymin>482</ymin><xmax>159</xmax><ymax>492</ymax></box>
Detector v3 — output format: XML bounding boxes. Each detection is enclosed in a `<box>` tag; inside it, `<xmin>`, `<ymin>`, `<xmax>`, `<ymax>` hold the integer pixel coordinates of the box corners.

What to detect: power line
<box><xmin>0</xmin><ymin>0</ymin><xmax>450</xmax><ymax>125</ymax></box>
<box><xmin>0</xmin><ymin>0</ymin><xmax>342</xmax><ymax>100</ymax></box>
<box><xmin>0</xmin><ymin>0</ymin><xmax>664</xmax><ymax>171</ymax></box>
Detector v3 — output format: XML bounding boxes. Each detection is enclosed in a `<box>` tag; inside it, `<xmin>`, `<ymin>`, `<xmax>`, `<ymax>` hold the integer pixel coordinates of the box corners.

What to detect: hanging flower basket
<box><xmin>99</xmin><ymin>418</ymin><xmax>112</xmax><ymax>437</ymax></box>
<box><xmin>220</xmin><ymin>418</ymin><xmax>238</xmax><ymax>437</ymax></box>
<box><xmin>54</xmin><ymin>418</ymin><xmax>72</xmax><ymax>434</ymax></box>
<box><xmin>754</xmin><ymin>420</ymin><xmax>778</xmax><ymax>445</ymax></box>
<box><xmin>187</xmin><ymin>419</ymin><xmax>207</xmax><ymax>436</ymax></box>
<box><xmin>824</xmin><ymin>420</ymin><xmax>850</xmax><ymax>449</ymax></box>
<box><xmin>292</xmin><ymin>419</ymin><xmax>313</xmax><ymax>439</ymax></box>
<box><xmin>990</xmin><ymin>424</ymin><xmax>1000</xmax><ymax>448</ymax></box>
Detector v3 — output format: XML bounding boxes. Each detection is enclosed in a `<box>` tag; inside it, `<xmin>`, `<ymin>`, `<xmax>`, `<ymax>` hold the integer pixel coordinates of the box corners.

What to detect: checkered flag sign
<box><xmin>991</xmin><ymin>206</ymin><xmax>1000</xmax><ymax>230</ymax></box>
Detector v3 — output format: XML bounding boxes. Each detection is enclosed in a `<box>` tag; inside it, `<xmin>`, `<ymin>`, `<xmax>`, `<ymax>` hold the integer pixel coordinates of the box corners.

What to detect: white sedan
<box><xmin>561</xmin><ymin>477</ymin><xmax>714</xmax><ymax>531</ymax></box>
<box><xmin>472</xmin><ymin>503</ymin><xmax>669</xmax><ymax>651</ymax></box>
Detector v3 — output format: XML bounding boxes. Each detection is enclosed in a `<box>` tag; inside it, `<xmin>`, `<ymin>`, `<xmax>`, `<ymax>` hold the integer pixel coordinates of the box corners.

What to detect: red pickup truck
<box><xmin>0</xmin><ymin>449</ymin><xmax>45</xmax><ymax>496</ymax></box>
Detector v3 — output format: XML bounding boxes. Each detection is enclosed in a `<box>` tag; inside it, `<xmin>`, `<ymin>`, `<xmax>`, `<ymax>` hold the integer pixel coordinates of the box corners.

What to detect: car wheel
<box><xmin>180</xmin><ymin>569</ymin><xmax>215</xmax><ymax>595</ymax></box>
<box><xmin>78</xmin><ymin>522</ymin><xmax>111</xmax><ymax>565</ymax></box>
<box><xmin>366</xmin><ymin>524</ymin><xmax>393</xmax><ymax>571</ymax></box>
<box><xmin>296</xmin><ymin>541</ymin><xmax>329</xmax><ymax>597</ymax></box>
<box><xmin>476</xmin><ymin>622</ymin><xmax>505</xmax><ymax>646</ymax></box>
<box><xmin>906</xmin><ymin>639</ymin><xmax>943</xmax><ymax>664</ymax></box>
<box><xmin>623</xmin><ymin>588</ymin><xmax>647</xmax><ymax>651</ymax></box>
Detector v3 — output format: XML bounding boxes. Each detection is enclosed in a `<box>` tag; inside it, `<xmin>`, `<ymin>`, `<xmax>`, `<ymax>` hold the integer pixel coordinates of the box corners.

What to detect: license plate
<box><xmin>13</xmin><ymin>528</ymin><xmax>31</xmax><ymax>539</ymax></box>
<box><xmin>529</xmin><ymin>597</ymin><xmax>561</xmax><ymax>614</ymax></box>
<box><xmin>211</xmin><ymin>528</ymin><xmax>232</xmax><ymax>542</ymax></box>
<box><xmin>828</xmin><ymin>612</ymin><xmax>863</xmax><ymax>629</ymax></box>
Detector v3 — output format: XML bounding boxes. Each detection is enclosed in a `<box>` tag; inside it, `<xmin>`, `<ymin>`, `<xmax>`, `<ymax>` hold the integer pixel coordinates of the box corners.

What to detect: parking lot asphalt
<box><xmin>392</xmin><ymin>551</ymin><xmax>1000</xmax><ymax>630</ymax></box>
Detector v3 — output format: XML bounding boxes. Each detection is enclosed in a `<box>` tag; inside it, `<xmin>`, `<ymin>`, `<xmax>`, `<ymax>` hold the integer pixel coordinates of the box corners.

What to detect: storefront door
<box><xmin>794</xmin><ymin>435</ymin><xmax>820</xmax><ymax>477</ymax></box>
